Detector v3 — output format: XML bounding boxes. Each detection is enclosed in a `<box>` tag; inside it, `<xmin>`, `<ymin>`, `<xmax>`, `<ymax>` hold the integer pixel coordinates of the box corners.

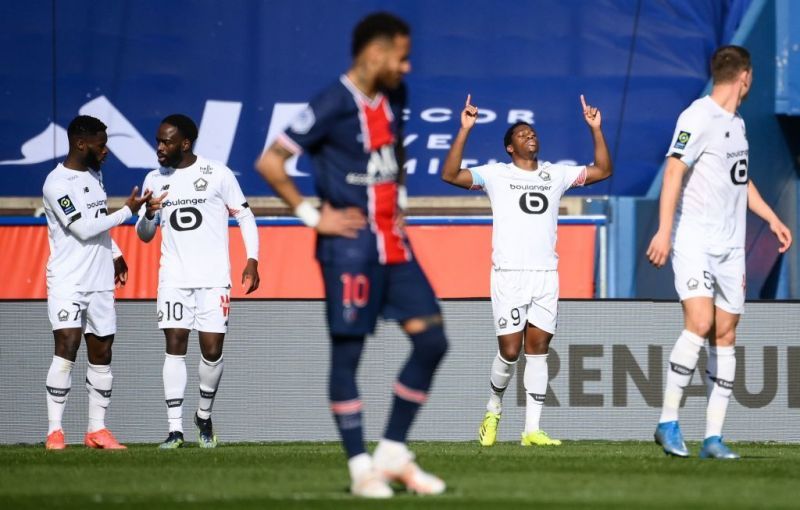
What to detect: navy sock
<box><xmin>385</xmin><ymin>325</ymin><xmax>448</xmax><ymax>442</ymax></box>
<box><xmin>329</xmin><ymin>334</ymin><xmax>366</xmax><ymax>458</ymax></box>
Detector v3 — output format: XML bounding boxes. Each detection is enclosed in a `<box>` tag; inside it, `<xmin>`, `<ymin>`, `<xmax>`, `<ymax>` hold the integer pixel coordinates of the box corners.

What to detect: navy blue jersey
<box><xmin>278</xmin><ymin>75</ymin><xmax>412</xmax><ymax>265</ymax></box>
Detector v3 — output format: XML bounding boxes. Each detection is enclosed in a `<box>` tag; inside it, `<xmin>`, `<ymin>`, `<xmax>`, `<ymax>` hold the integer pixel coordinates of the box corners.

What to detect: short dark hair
<box><xmin>710</xmin><ymin>45</ymin><xmax>751</xmax><ymax>84</ymax></box>
<box><xmin>503</xmin><ymin>121</ymin><xmax>532</xmax><ymax>154</ymax></box>
<box><xmin>161</xmin><ymin>114</ymin><xmax>198</xmax><ymax>142</ymax></box>
<box><xmin>67</xmin><ymin>115</ymin><xmax>106</xmax><ymax>142</ymax></box>
<box><xmin>351</xmin><ymin>12</ymin><xmax>410</xmax><ymax>57</ymax></box>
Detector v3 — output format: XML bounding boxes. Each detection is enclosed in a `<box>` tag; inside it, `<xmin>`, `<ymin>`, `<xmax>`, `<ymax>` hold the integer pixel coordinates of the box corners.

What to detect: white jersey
<box><xmin>668</xmin><ymin>95</ymin><xmax>749</xmax><ymax>252</ymax></box>
<box><xmin>138</xmin><ymin>156</ymin><xmax>250</xmax><ymax>288</ymax></box>
<box><xmin>468</xmin><ymin>161</ymin><xmax>586</xmax><ymax>270</ymax></box>
<box><xmin>43</xmin><ymin>164</ymin><xmax>117</xmax><ymax>295</ymax></box>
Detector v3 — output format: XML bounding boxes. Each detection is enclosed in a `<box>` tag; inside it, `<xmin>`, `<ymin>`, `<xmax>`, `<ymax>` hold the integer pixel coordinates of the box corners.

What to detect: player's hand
<box><xmin>316</xmin><ymin>202</ymin><xmax>366</xmax><ymax>238</ymax></box>
<box><xmin>646</xmin><ymin>230</ymin><xmax>671</xmax><ymax>268</ymax></box>
<box><xmin>770</xmin><ymin>219</ymin><xmax>793</xmax><ymax>253</ymax></box>
<box><xmin>145</xmin><ymin>190</ymin><xmax>168</xmax><ymax>220</ymax></box>
<box><xmin>461</xmin><ymin>94</ymin><xmax>478</xmax><ymax>130</ymax></box>
<box><xmin>581</xmin><ymin>94</ymin><xmax>602</xmax><ymax>129</ymax></box>
<box><xmin>113</xmin><ymin>255</ymin><xmax>129</xmax><ymax>288</ymax></box>
<box><xmin>125</xmin><ymin>186</ymin><xmax>153</xmax><ymax>215</ymax></box>
<box><xmin>241</xmin><ymin>258</ymin><xmax>260</xmax><ymax>294</ymax></box>
<box><xmin>395</xmin><ymin>210</ymin><xmax>407</xmax><ymax>231</ymax></box>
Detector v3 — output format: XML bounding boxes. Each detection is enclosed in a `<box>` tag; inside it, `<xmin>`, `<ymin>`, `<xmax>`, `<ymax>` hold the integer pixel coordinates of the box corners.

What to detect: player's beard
<box><xmin>85</xmin><ymin>151</ymin><xmax>103</xmax><ymax>171</ymax></box>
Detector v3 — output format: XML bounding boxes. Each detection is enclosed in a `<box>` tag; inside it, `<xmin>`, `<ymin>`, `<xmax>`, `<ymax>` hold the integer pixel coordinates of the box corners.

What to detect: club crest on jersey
<box><xmin>57</xmin><ymin>195</ymin><xmax>76</xmax><ymax>215</ymax></box>
<box><xmin>674</xmin><ymin>131</ymin><xmax>691</xmax><ymax>150</ymax></box>
<box><xmin>193</xmin><ymin>178</ymin><xmax>208</xmax><ymax>191</ymax></box>
<box><xmin>498</xmin><ymin>317</ymin><xmax>507</xmax><ymax>329</ymax></box>
<box><xmin>290</xmin><ymin>105</ymin><xmax>316</xmax><ymax>135</ymax></box>
<box><xmin>57</xmin><ymin>309</ymin><xmax>69</xmax><ymax>321</ymax></box>
<box><xmin>539</xmin><ymin>170</ymin><xmax>551</xmax><ymax>182</ymax></box>
<box><xmin>687</xmin><ymin>278</ymin><xmax>699</xmax><ymax>290</ymax></box>
<box><xmin>200</xmin><ymin>165</ymin><xmax>213</xmax><ymax>174</ymax></box>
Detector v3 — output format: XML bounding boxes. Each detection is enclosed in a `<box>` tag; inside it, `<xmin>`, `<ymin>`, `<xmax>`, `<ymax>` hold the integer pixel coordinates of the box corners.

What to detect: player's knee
<box><xmin>499</xmin><ymin>343</ymin><xmax>522</xmax><ymax>362</ymax></box>
<box><xmin>714</xmin><ymin>329</ymin><xmax>736</xmax><ymax>347</ymax></box>
<box><xmin>410</xmin><ymin>325</ymin><xmax>448</xmax><ymax>367</ymax></box>
<box><xmin>686</xmin><ymin>319</ymin><xmax>713</xmax><ymax>339</ymax></box>
<box><xmin>200</xmin><ymin>344</ymin><xmax>223</xmax><ymax>362</ymax></box>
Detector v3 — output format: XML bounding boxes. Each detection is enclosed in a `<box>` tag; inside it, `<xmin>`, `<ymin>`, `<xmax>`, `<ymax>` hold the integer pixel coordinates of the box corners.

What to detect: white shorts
<box><xmin>48</xmin><ymin>290</ymin><xmax>116</xmax><ymax>336</ymax></box>
<box><xmin>490</xmin><ymin>269</ymin><xmax>559</xmax><ymax>335</ymax></box>
<box><xmin>672</xmin><ymin>247</ymin><xmax>745</xmax><ymax>315</ymax></box>
<box><xmin>157</xmin><ymin>287</ymin><xmax>231</xmax><ymax>333</ymax></box>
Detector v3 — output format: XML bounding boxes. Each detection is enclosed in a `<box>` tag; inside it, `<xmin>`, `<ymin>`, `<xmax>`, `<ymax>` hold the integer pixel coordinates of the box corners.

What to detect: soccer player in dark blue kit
<box><xmin>256</xmin><ymin>12</ymin><xmax>448</xmax><ymax>498</ymax></box>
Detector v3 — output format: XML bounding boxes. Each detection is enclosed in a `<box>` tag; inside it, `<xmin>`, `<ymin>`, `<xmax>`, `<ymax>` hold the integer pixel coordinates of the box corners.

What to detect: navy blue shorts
<box><xmin>321</xmin><ymin>259</ymin><xmax>441</xmax><ymax>336</ymax></box>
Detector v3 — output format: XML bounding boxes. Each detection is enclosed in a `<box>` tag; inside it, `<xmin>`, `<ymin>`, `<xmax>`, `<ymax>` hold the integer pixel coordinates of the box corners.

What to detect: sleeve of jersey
<box><xmin>566</xmin><ymin>165</ymin><xmax>588</xmax><ymax>189</ymax></box>
<box><xmin>135</xmin><ymin>174</ymin><xmax>158</xmax><ymax>242</ymax></box>
<box><xmin>222</xmin><ymin>169</ymin><xmax>259</xmax><ymax>261</ymax></box>
<box><xmin>43</xmin><ymin>179</ymin><xmax>83</xmax><ymax>227</ymax></box>
<box><xmin>466</xmin><ymin>167</ymin><xmax>488</xmax><ymax>191</ymax></box>
<box><xmin>68</xmin><ymin>206</ymin><xmax>132</xmax><ymax>241</ymax></box>
<box><xmin>277</xmin><ymin>90</ymin><xmax>338</xmax><ymax>155</ymax></box>
<box><xmin>665</xmin><ymin>110</ymin><xmax>705</xmax><ymax>167</ymax></box>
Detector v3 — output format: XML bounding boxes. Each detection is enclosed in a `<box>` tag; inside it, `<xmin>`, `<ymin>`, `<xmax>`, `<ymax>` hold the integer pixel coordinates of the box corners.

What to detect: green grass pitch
<box><xmin>1</xmin><ymin>441</ymin><xmax>798</xmax><ymax>509</ymax></box>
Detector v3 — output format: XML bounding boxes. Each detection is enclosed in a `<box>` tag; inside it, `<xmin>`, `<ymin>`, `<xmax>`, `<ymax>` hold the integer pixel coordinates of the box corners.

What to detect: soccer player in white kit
<box><xmin>441</xmin><ymin>94</ymin><xmax>613</xmax><ymax>446</ymax></box>
<box><xmin>43</xmin><ymin>115</ymin><xmax>152</xmax><ymax>450</ymax></box>
<box><xmin>648</xmin><ymin>46</ymin><xmax>791</xmax><ymax>459</ymax></box>
<box><xmin>136</xmin><ymin>114</ymin><xmax>260</xmax><ymax>449</ymax></box>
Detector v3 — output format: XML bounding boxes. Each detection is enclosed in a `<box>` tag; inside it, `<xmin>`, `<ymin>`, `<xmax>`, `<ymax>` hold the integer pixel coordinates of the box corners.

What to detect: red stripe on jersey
<box><xmin>360</xmin><ymin>96</ymin><xmax>395</xmax><ymax>151</ymax></box>
<box><xmin>368</xmin><ymin>182</ymin><xmax>410</xmax><ymax>265</ymax></box>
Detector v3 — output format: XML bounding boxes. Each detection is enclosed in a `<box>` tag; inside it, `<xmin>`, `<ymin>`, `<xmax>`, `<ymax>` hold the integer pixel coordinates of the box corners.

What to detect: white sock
<box><xmin>487</xmin><ymin>352</ymin><xmax>517</xmax><ymax>414</ymax></box>
<box><xmin>46</xmin><ymin>356</ymin><xmax>74</xmax><ymax>435</ymax></box>
<box><xmin>197</xmin><ymin>355</ymin><xmax>224</xmax><ymax>420</ymax></box>
<box><xmin>523</xmin><ymin>354</ymin><xmax>548</xmax><ymax>433</ymax></box>
<box><xmin>163</xmin><ymin>353</ymin><xmax>187</xmax><ymax>433</ymax></box>
<box><xmin>705</xmin><ymin>346</ymin><xmax>736</xmax><ymax>438</ymax></box>
<box><xmin>86</xmin><ymin>363</ymin><xmax>113</xmax><ymax>433</ymax></box>
<box><xmin>659</xmin><ymin>330</ymin><xmax>705</xmax><ymax>423</ymax></box>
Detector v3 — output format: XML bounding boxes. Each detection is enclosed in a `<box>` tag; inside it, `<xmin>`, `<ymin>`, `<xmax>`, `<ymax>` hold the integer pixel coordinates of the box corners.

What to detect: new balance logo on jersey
<box><xmin>194</xmin><ymin>178</ymin><xmax>208</xmax><ymax>191</ymax></box>
<box><xmin>84</xmin><ymin>187</ymin><xmax>90</xmax><ymax>193</ymax></box>
<box><xmin>161</xmin><ymin>184</ymin><xmax>170</xmax><ymax>191</ymax></box>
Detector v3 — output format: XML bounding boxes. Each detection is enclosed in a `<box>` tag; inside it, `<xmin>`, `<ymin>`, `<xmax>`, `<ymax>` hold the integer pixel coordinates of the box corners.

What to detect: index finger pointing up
<box><xmin>580</xmin><ymin>94</ymin><xmax>587</xmax><ymax>110</ymax></box>
<box><xmin>466</xmin><ymin>93</ymin><xmax>472</xmax><ymax>107</ymax></box>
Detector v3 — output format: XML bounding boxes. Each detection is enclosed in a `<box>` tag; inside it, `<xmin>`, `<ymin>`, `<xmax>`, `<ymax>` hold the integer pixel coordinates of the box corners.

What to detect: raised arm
<box><xmin>580</xmin><ymin>95</ymin><xmax>613</xmax><ymax>185</ymax></box>
<box><xmin>69</xmin><ymin>187</ymin><xmax>150</xmax><ymax>241</ymax></box>
<box><xmin>748</xmin><ymin>180</ymin><xmax>792</xmax><ymax>253</ymax></box>
<box><xmin>441</xmin><ymin>94</ymin><xmax>478</xmax><ymax>190</ymax></box>
<box><xmin>646</xmin><ymin>156</ymin><xmax>689</xmax><ymax>268</ymax></box>
<box><xmin>255</xmin><ymin>142</ymin><xmax>365</xmax><ymax>238</ymax></box>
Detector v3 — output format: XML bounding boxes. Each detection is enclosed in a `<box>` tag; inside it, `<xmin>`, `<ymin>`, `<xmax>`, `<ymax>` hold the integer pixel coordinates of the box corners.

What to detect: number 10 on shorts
<box><xmin>340</xmin><ymin>273</ymin><xmax>369</xmax><ymax>308</ymax></box>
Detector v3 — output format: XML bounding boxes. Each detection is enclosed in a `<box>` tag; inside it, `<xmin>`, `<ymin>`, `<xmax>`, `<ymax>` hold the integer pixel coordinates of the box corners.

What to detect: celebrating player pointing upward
<box><xmin>442</xmin><ymin>93</ymin><xmax>612</xmax><ymax>447</ymax></box>
<box><xmin>648</xmin><ymin>46</ymin><xmax>791</xmax><ymax>459</ymax></box>
<box><xmin>256</xmin><ymin>12</ymin><xmax>448</xmax><ymax>499</ymax></box>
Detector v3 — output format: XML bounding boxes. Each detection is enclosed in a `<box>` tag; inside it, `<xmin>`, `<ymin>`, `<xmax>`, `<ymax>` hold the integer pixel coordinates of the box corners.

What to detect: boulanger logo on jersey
<box><xmin>519</xmin><ymin>192</ymin><xmax>549</xmax><ymax>214</ymax></box>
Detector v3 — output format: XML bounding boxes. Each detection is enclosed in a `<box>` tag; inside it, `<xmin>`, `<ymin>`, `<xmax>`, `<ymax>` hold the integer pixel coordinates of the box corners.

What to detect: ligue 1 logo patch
<box><xmin>674</xmin><ymin>131</ymin><xmax>691</xmax><ymax>150</ymax></box>
<box><xmin>290</xmin><ymin>106</ymin><xmax>316</xmax><ymax>135</ymax></box>
<box><xmin>57</xmin><ymin>195</ymin><xmax>76</xmax><ymax>215</ymax></box>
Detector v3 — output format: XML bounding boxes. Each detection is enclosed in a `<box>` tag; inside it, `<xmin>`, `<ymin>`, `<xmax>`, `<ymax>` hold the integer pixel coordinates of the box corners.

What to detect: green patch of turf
<box><xmin>1</xmin><ymin>441</ymin><xmax>798</xmax><ymax>509</ymax></box>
